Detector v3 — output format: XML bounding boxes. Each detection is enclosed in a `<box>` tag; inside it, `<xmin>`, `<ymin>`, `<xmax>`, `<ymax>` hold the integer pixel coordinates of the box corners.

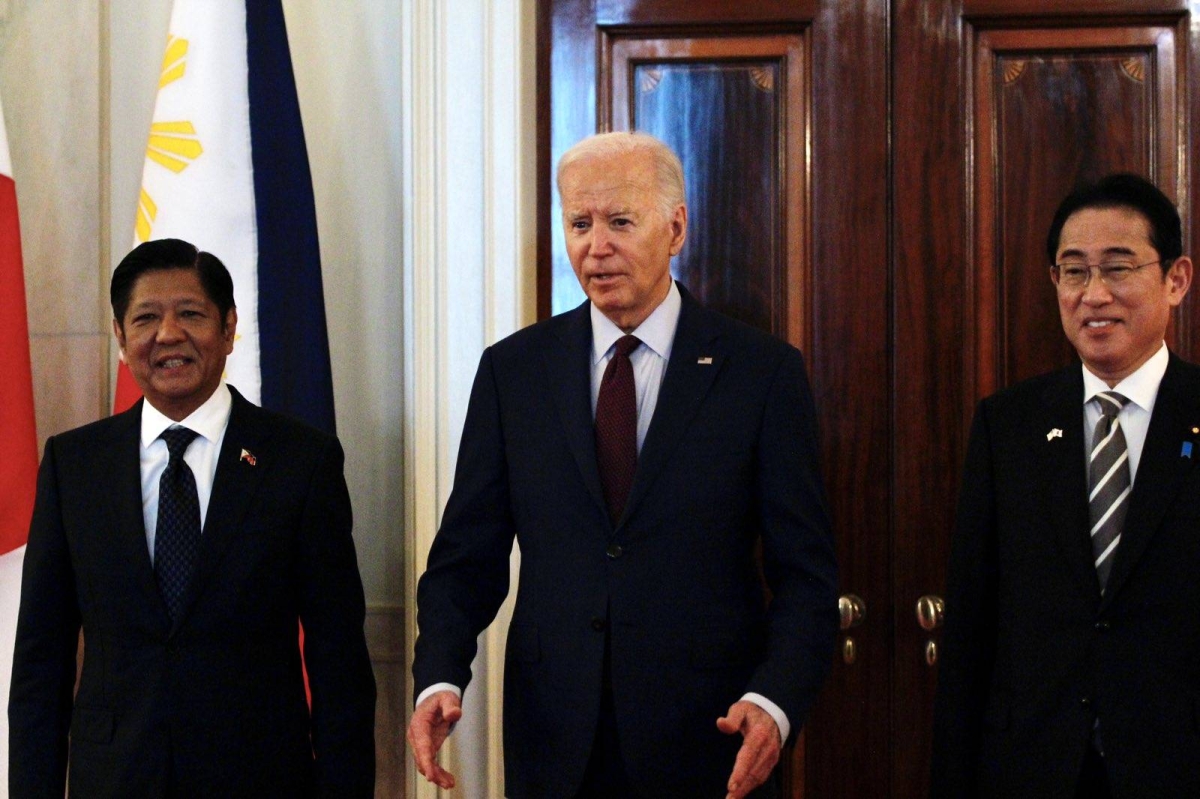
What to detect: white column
<box><xmin>402</xmin><ymin>1</ymin><xmax>536</xmax><ymax>797</ymax></box>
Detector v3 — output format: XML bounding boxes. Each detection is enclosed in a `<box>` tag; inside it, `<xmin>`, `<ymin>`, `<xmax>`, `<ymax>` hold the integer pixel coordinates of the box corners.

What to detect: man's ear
<box><xmin>112</xmin><ymin>318</ymin><xmax>127</xmax><ymax>362</ymax></box>
<box><xmin>668</xmin><ymin>204</ymin><xmax>688</xmax><ymax>257</ymax></box>
<box><xmin>1167</xmin><ymin>256</ymin><xmax>1193</xmax><ymax>306</ymax></box>
<box><xmin>223</xmin><ymin>307</ymin><xmax>239</xmax><ymax>353</ymax></box>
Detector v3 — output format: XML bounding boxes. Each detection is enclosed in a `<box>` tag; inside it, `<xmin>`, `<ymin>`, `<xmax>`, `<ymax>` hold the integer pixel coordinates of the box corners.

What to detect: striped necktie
<box><xmin>1089</xmin><ymin>391</ymin><xmax>1131</xmax><ymax>592</ymax></box>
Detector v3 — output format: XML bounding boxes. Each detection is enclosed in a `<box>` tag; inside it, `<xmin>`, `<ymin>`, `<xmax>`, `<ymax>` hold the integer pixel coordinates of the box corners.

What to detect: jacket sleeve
<box><xmin>930</xmin><ymin>401</ymin><xmax>1000</xmax><ymax>798</ymax></box>
<box><xmin>296</xmin><ymin>435</ymin><xmax>377</xmax><ymax>798</ymax></box>
<box><xmin>412</xmin><ymin>347</ymin><xmax>517</xmax><ymax>700</ymax></box>
<box><xmin>745</xmin><ymin>348</ymin><xmax>840</xmax><ymax>738</ymax></box>
<box><xmin>8</xmin><ymin>438</ymin><xmax>80</xmax><ymax>799</ymax></box>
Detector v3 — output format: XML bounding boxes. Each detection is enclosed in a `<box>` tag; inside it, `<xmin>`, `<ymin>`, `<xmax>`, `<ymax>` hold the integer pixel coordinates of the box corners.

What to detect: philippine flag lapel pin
<box><xmin>240</xmin><ymin>448</ymin><xmax>257</xmax><ymax>467</ymax></box>
<box><xmin>697</xmin><ymin>356</ymin><xmax>713</xmax><ymax>365</ymax></box>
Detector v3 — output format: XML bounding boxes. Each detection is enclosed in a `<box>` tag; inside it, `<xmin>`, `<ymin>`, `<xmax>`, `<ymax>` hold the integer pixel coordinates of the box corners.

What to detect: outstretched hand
<box><xmin>716</xmin><ymin>700</ymin><xmax>781</xmax><ymax>799</ymax></box>
<box><xmin>407</xmin><ymin>690</ymin><xmax>463</xmax><ymax>789</ymax></box>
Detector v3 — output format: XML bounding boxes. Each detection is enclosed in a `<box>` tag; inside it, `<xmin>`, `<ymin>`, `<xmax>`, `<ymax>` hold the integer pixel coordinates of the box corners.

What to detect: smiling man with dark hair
<box><xmin>933</xmin><ymin>174</ymin><xmax>1199</xmax><ymax>798</ymax></box>
<box><xmin>9</xmin><ymin>238</ymin><xmax>376</xmax><ymax>798</ymax></box>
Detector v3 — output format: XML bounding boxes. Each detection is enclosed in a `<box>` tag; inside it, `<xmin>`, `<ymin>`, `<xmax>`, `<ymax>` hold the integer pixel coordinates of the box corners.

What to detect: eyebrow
<box><xmin>1057</xmin><ymin>245</ymin><xmax>1139</xmax><ymax>259</ymax></box>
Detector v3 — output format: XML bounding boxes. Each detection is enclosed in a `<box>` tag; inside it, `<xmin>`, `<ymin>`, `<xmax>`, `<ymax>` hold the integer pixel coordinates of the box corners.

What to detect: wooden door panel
<box><xmin>543</xmin><ymin>3</ymin><xmax>890</xmax><ymax>797</ymax></box>
<box><xmin>543</xmin><ymin>2</ymin><xmax>1200</xmax><ymax>798</ymax></box>
<box><xmin>894</xmin><ymin>5</ymin><xmax>1199</xmax><ymax>799</ymax></box>
<box><xmin>606</xmin><ymin>34</ymin><xmax>808</xmax><ymax>342</ymax></box>
<box><xmin>971</xmin><ymin>23</ymin><xmax>1183</xmax><ymax>396</ymax></box>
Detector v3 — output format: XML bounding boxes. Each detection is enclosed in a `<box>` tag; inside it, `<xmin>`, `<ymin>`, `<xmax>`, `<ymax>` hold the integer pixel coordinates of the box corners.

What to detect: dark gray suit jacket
<box><xmin>9</xmin><ymin>387</ymin><xmax>376</xmax><ymax>798</ymax></box>
<box><xmin>413</xmin><ymin>286</ymin><xmax>839</xmax><ymax>797</ymax></box>
<box><xmin>933</xmin><ymin>354</ymin><xmax>1200</xmax><ymax>797</ymax></box>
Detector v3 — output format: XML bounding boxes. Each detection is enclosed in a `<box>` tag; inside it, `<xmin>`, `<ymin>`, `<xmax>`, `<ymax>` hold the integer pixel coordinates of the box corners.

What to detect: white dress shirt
<box><xmin>139</xmin><ymin>382</ymin><xmax>232</xmax><ymax>563</ymax></box>
<box><xmin>420</xmin><ymin>282</ymin><xmax>791</xmax><ymax>742</ymax></box>
<box><xmin>1081</xmin><ymin>342</ymin><xmax>1168</xmax><ymax>483</ymax></box>
<box><xmin>589</xmin><ymin>279</ymin><xmax>680</xmax><ymax>451</ymax></box>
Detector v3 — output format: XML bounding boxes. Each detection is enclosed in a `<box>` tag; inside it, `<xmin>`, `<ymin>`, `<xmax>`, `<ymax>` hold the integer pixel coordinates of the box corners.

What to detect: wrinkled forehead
<box><xmin>561</xmin><ymin>149</ymin><xmax>656</xmax><ymax>190</ymax></box>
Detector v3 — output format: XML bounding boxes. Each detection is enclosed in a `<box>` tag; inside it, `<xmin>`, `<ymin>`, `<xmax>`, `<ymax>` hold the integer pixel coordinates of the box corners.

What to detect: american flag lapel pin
<box><xmin>697</xmin><ymin>356</ymin><xmax>713</xmax><ymax>365</ymax></box>
<box><xmin>240</xmin><ymin>448</ymin><xmax>257</xmax><ymax>466</ymax></box>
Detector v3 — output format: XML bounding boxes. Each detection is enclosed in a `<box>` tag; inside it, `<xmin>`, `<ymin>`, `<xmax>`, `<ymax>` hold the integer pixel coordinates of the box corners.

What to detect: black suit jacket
<box><xmin>413</xmin><ymin>286</ymin><xmax>839</xmax><ymax>798</ymax></box>
<box><xmin>8</xmin><ymin>387</ymin><xmax>376</xmax><ymax>798</ymax></box>
<box><xmin>932</xmin><ymin>354</ymin><xmax>1200</xmax><ymax>798</ymax></box>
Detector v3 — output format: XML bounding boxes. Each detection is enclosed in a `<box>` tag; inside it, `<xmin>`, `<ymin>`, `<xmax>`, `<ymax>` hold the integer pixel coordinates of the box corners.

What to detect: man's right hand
<box><xmin>407</xmin><ymin>689</ymin><xmax>463</xmax><ymax>789</ymax></box>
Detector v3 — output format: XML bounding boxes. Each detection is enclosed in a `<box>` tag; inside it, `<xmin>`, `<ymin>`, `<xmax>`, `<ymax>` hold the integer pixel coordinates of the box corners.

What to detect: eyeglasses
<box><xmin>1050</xmin><ymin>259</ymin><xmax>1163</xmax><ymax>289</ymax></box>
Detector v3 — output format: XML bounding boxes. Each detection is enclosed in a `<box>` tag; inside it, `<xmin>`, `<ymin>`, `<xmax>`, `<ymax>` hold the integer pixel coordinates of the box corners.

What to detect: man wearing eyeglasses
<box><xmin>932</xmin><ymin>173</ymin><xmax>1197</xmax><ymax>798</ymax></box>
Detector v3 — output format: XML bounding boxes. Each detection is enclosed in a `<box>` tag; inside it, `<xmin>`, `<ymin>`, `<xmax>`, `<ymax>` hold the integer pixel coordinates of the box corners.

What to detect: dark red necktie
<box><xmin>595</xmin><ymin>335</ymin><xmax>641</xmax><ymax>524</ymax></box>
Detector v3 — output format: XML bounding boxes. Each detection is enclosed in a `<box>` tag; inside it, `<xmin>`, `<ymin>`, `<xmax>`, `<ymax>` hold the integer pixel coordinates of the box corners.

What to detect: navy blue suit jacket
<box><xmin>933</xmin><ymin>354</ymin><xmax>1200</xmax><ymax>798</ymax></box>
<box><xmin>8</xmin><ymin>387</ymin><xmax>376</xmax><ymax>798</ymax></box>
<box><xmin>414</xmin><ymin>286</ymin><xmax>838</xmax><ymax>797</ymax></box>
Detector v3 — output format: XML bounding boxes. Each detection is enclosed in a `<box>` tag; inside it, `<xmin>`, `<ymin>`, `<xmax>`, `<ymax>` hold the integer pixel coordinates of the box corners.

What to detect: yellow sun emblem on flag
<box><xmin>136</xmin><ymin>35</ymin><xmax>205</xmax><ymax>243</ymax></box>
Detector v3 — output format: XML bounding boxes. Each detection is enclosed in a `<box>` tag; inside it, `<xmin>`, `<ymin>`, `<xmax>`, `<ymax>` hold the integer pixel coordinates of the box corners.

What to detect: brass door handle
<box><xmin>839</xmin><ymin>594</ymin><xmax>865</xmax><ymax>630</ymax></box>
<box><xmin>838</xmin><ymin>594</ymin><xmax>865</xmax><ymax>666</ymax></box>
<box><xmin>916</xmin><ymin>595</ymin><xmax>945</xmax><ymax>666</ymax></box>
<box><xmin>916</xmin><ymin>595</ymin><xmax>945</xmax><ymax>631</ymax></box>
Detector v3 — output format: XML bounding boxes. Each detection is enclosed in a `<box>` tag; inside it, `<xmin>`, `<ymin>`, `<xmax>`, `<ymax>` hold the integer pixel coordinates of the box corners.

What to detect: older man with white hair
<box><xmin>408</xmin><ymin>132</ymin><xmax>837</xmax><ymax>798</ymax></box>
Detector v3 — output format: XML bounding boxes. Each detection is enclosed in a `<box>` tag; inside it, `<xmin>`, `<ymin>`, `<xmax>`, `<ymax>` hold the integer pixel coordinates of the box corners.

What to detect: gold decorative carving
<box><xmin>1002</xmin><ymin>60</ymin><xmax>1026</xmax><ymax>85</ymax></box>
<box><xmin>1120</xmin><ymin>57</ymin><xmax>1145</xmax><ymax>83</ymax></box>
<box><xmin>750</xmin><ymin>66</ymin><xmax>774</xmax><ymax>93</ymax></box>
<box><xmin>640</xmin><ymin>68</ymin><xmax>662</xmax><ymax>94</ymax></box>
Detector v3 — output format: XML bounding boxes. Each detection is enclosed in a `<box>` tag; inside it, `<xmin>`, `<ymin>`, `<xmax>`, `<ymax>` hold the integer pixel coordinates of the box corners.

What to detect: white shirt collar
<box><xmin>1082</xmin><ymin>342</ymin><xmax>1169</xmax><ymax>414</ymax></box>
<box><xmin>590</xmin><ymin>279</ymin><xmax>681</xmax><ymax>364</ymax></box>
<box><xmin>140</xmin><ymin>382</ymin><xmax>233</xmax><ymax>448</ymax></box>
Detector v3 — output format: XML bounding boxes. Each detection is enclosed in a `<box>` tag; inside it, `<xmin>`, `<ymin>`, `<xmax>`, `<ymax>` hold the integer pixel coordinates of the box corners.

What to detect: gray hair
<box><xmin>556</xmin><ymin>131</ymin><xmax>686</xmax><ymax>220</ymax></box>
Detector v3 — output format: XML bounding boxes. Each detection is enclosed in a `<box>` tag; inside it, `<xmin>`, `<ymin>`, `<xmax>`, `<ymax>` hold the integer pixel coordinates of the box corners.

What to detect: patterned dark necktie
<box><xmin>595</xmin><ymin>335</ymin><xmax>641</xmax><ymax>524</ymax></box>
<box><xmin>156</xmin><ymin>426</ymin><xmax>201</xmax><ymax>621</ymax></box>
<box><xmin>1089</xmin><ymin>391</ymin><xmax>1131</xmax><ymax>593</ymax></box>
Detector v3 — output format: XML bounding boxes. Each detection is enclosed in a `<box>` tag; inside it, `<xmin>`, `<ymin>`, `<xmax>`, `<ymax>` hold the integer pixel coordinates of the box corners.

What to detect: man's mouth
<box><xmin>157</xmin><ymin>356</ymin><xmax>190</xmax><ymax>369</ymax></box>
<box><xmin>1084</xmin><ymin>319</ymin><xmax>1119</xmax><ymax>329</ymax></box>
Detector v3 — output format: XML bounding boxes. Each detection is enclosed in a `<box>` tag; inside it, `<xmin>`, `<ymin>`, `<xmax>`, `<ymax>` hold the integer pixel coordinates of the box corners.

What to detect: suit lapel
<box><xmin>101</xmin><ymin>400</ymin><xmax>172</xmax><ymax>630</ymax></box>
<box><xmin>543</xmin><ymin>304</ymin><xmax>610</xmax><ymax>524</ymax></box>
<box><xmin>1034</xmin><ymin>367</ymin><xmax>1099</xmax><ymax>597</ymax></box>
<box><xmin>1102</xmin><ymin>355</ymin><xmax>1200</xmax><ymax>606</ymax></box>
<box><xmin>170</xmin><ymin>388</ymin><xmax>271</xmax><ymax>636</ymax></box>
<box><xmin>618</xmin><ymin>289</ymin><xmax>722</xmax><ymax>530</ymax></box>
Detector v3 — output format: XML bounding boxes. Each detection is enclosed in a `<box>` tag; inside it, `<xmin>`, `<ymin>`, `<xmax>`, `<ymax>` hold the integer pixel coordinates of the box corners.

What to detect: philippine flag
<box><xmin>0</xmin><ymin>94</ymin><xmax>40</xmax><ymax>794</ymax></box>
<box><xmin>116</xmin><ymin>0</ymin><xmax>335</xmax><ymax>435</ymax></box>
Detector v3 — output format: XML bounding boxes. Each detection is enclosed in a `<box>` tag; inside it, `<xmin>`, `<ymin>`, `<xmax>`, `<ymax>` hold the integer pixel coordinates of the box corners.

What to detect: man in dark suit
<box><xmin>408</xmin><ymin>132</ymin><xmax>838</xmax><ymax>798</ymax></box>
<box><xmin>932</xmin><ymin>174</ymin><xmax>1197</xmax><ymax>798</ymax></box>
<box><xmin>8</xmin><ymin>239</ymin><xmax>376</xmax><ymax>797</ymax></box>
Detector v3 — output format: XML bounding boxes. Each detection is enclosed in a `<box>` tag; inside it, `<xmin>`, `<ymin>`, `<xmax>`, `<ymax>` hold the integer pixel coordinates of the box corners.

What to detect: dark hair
<box><xmin>1045</xmin><ymin>173</ymin><xmax>1182</xmax><ymax>272</ymax></box>
<box><xmin>111</xmin><ymin>238</ymin><xmax>236</xmax><ymax>330</ymax></box>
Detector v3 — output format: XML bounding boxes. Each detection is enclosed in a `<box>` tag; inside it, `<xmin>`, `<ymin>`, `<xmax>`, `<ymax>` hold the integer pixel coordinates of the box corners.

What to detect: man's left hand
<box><xmin>716</xmin><ymin>700</ymin><xmax>781</xmax><ymax>799</ymax></box>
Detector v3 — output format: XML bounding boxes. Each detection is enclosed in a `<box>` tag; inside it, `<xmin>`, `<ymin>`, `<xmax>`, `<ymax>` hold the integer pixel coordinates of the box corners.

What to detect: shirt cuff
<box><xmin>415</xmin><ymin>682</ymin><xmax>462</xmax><ymax>710</ymax></box>
<box><xmin>740</xmin><ymin>692</ymin><xmax>790</xmax><ymax>743</ymax></box>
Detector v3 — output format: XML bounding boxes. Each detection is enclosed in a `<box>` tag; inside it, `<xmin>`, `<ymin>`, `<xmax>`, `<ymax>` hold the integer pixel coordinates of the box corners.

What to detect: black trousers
<box><xmin>574</xmin><ymin>633</ymin><xmax>779</xmax><ymax>798</ymax></box>
<box><xmin>1074</xmin><ymin>746</ymin><xmax>1113</xmax><ymax>799</ymax></box>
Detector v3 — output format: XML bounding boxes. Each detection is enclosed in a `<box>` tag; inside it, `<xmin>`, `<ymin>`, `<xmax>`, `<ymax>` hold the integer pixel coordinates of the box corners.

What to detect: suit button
<box><xmin>591</xmin><ymin>617</ymin><xmax>607</xmax><ymax>632</ymax></box>
<box><xmin>1095</xmin><ymin>620</ymin><xmax>1111</xmax><ymax>632</ymax></box>
<box><xmin>606</xmin><ymin>544</ymin><xmax>623</xmax><ymax>559</ymax></box>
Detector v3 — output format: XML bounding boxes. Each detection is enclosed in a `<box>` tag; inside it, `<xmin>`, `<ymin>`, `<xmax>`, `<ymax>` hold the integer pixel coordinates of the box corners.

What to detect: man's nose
<box><xmin>156</xmin><ymin>314</ymin><xmax>186</xmax><ymax>341</ymax></box>
<box><xmin>588</xmin><ymin>226</ymin><xmax>615</xmax><ymax>256</ymax></box>
<box><xmin>1080</xmin><ymin>272</ymin><xmax>1114</xmax><ymax>305</ymax></box>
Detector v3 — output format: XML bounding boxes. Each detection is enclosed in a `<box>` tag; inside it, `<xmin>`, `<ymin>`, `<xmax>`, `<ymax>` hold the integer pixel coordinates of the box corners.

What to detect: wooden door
<box><xmin>539</xmin><ymin>1</ymin><xmax>1200</xmax><ymax>796</ymax></box>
